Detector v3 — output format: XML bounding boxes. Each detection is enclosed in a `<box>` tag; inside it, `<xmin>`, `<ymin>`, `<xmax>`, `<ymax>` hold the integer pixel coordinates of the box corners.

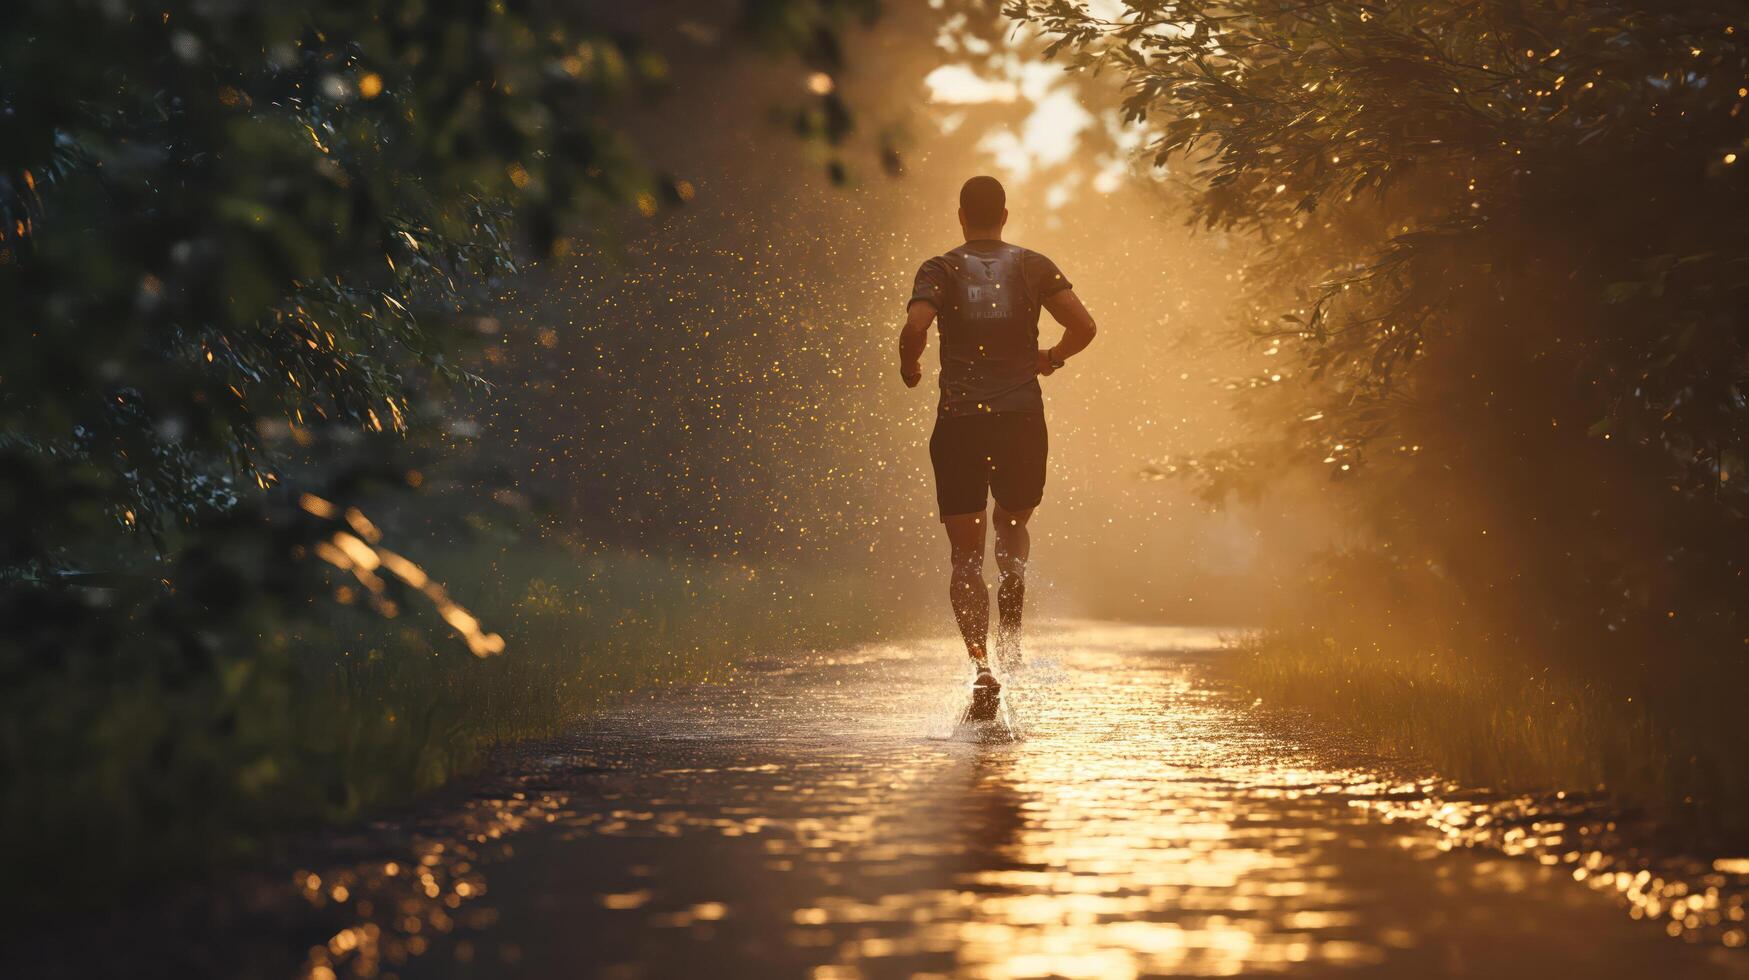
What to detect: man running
<box><xmin>898</xmin><ymin>175</ymin><xmax>1098</xmax><ymax>701</ymax></box>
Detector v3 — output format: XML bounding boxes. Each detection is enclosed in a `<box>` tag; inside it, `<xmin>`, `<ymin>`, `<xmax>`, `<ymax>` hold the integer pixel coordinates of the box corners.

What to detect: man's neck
<box><xmin>963</xmin><ymin>230</ymin><xmax>1003</xmax><ymax>244</ymax></box>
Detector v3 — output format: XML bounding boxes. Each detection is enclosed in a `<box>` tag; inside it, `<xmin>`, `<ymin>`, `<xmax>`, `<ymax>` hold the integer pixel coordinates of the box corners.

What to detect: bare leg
<box><xmin>992</xmin><ymin>505</ymin><xmax>1033</xmax><ymax>668</ymax></box>
<box><xmin>942</xmin><ymin>512</ymin><xmax>989</xmax><ymax>665</ymax></box>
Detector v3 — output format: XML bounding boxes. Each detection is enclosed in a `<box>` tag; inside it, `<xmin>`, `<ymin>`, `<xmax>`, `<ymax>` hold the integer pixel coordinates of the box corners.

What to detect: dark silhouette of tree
<box><xmin>1011</xmin><ymin>0</ymin><xmax>1749</xmax><ymax>761</ymax></box>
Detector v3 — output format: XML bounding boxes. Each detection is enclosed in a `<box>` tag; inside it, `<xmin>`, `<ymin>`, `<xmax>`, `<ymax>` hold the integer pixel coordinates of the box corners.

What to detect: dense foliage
<box><xmin>1011</xmin><ymin>0</ymin><xmax>1749</xmax><ymax>806</ymax></box>
<box><xmin>1</xmin><ymin>1</ymin><xmax>680</xmax><ymax>556</ymax></box>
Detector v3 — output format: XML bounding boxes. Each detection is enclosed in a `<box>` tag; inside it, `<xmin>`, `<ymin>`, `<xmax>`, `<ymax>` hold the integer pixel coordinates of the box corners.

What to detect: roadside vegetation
<box><xmin>1010</xmin><ymin>0</ymin><xmax>1749</xmax><ymax>839</ymax></box>
<box><xmin>7</xmin><ymin>539</ymin><xmax>909</xmax><ymax>909</ymax></box>
<box><xmin>0</xmin><ymin>0</ymin><xmax>890</xmax><ymax>911</ymax></box>
<box><xmin>1228</xmin><ymin>622</ymin><xmax>1746</xmax><ymax>842</ymax></box>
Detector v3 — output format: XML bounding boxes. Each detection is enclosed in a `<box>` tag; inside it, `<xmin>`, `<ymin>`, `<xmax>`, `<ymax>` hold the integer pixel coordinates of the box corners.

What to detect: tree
<box><xmin>2</xmin><ymin>1</ymin><xmax>678</xmax><ymax>561</ymax></box>
<box><xmin>1009</xmin><ymin>1</ymin><xmax>1749</xmax><ymax>682</ymax></box>
<box><xmin>2</xmin><ymin>0</ymin><xmax>879</xmax><ymax>564</ymax></box>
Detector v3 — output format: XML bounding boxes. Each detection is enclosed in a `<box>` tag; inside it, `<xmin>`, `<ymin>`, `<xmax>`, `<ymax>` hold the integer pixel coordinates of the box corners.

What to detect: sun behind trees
<box><xmin>1010</xmin><ymin>0</ymin><xmax>1749</xmax><ymax>829</ymax></box>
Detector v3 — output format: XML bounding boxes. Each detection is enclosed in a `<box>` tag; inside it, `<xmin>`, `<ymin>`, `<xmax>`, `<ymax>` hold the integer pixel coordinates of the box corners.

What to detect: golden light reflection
<box><xmin>1362</xmin><ymin>791</ymin><xmax>1749</xmax><ymax>947</ymax></box>
<box><xmin>300</xmin><ymin>493</ymin><xmax>506</xmax><ymax>656</ymax></box>
<box><xmin>296</xmin><ymin>790</ymin><xmax>565</xmax><ymax>980</ymax></box>
<box><xmin>274</xmin><ymin>625</ymin><xmax>1738</xmax><ymax>976</ymax></box>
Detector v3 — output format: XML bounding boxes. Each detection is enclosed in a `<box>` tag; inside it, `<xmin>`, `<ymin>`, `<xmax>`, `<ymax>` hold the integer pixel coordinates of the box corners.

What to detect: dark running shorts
<box><xmin>928</xmin><ymin>411</ymin><xmax>1048</xmax><ymax>520</ymax></box>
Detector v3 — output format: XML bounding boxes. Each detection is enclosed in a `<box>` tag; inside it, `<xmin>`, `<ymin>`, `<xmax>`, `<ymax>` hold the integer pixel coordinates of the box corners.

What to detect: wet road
<box><xmin>303</xmin><ymin>623</ymin><xmax>1745</xmax><ymax>979</ymax></box>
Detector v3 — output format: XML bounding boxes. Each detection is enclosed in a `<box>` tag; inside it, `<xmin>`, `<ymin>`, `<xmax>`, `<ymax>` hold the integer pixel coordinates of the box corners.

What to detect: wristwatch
<box><xmin>1048</xmin><ymin>347</ymin><xmax>1066</xmax><ymax>370</ymax></box>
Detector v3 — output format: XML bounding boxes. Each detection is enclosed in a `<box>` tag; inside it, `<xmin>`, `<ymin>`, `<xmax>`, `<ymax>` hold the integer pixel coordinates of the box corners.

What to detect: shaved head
<box><xmin>959</xmin><ymin>175</ymin><xmax>1006</xmax><ymax>228</ymax></box>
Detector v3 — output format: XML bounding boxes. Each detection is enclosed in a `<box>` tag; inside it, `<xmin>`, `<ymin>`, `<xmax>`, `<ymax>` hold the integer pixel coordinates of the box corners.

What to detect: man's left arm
<box><xmin>899</xmin><ymin>300</ymin><xmax>936</xmax><ymax>388</ymax></box>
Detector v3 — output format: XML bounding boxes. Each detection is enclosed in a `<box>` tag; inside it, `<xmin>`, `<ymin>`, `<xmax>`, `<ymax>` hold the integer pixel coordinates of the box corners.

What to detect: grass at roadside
<box><xmin>8</xmin><ymin>541</ymin><xmax>921</xmax><ymax>911</ymax></box>
<box><xmin>301</xmin><ymin>543</ymin><xmax>919</xmax><ymax>810</ymax></box>
<box><xmin>1225</xmin><ymin>630</ymin><xmax>1749</xmax><ymax>842</ymax></box>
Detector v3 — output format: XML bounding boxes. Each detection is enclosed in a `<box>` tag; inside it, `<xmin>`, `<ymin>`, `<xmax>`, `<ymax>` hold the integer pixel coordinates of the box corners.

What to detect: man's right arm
<box><xmin>899</xmin><ymin>300</ymin><xmax>936</xmax><ymax>388</ymax></box>
<box><xmin>1041</xmin><ymin>289</ymin><xmax>1097</xmax><ymax>373</ymax></box>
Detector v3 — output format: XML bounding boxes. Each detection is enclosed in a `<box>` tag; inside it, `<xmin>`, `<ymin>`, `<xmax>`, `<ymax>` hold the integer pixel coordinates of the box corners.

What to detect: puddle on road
<box><xmin>290</xmin><ymin>790</ymin><xmax>566</xmax><ymax>980</ymax></box>
<box><xmin>290</xmin><ymin>623</ymin><xmax>1749</xmax><ymax>979</ymax></box>
<box><xmin>1360</xmin><ymin>790</ymin><xmax>1749</xmax><ymax>948</ymax></box>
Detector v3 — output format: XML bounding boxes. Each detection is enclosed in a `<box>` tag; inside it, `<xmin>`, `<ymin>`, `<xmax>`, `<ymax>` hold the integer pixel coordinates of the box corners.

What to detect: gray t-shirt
<box><xmin>908</xmin><ymin>240</ymin><xmax>1072</xmax><ymax>417</ymax></box>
